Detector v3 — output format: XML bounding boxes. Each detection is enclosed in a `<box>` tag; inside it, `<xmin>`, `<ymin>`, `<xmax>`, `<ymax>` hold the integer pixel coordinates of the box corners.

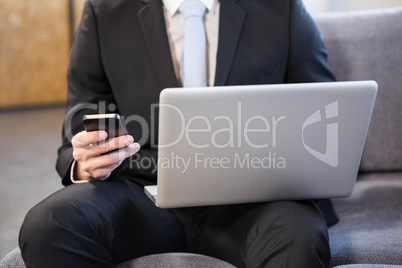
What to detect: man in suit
<box><xmin>19</xmin><ymin>0</ymin><xmax>338</xmax><ymax>267</ymax></box>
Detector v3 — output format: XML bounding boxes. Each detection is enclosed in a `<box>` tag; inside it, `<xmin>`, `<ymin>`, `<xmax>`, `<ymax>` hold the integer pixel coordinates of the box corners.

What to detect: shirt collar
<box><xmin>163</xmin><ymin>0</ymin><xmax>217</xmax><ymax>17</ymax></box>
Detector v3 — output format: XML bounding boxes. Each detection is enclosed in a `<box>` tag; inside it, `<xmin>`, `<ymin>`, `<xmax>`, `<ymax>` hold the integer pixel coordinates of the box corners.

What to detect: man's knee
<box><xmin>20</xmin><ymin>186</ymin><xmax>100</xmax><ymax>245</ymax></box>
<box><xmin>19</xmin><ymin>184</ymin><xmax>118</xmax><ymax>266</ymax></box>
<box><xmin>192</xmin><ymin>201</ymin><xmax>329</xmax><ymax>267</ymax></box>
<box><xmin>246</xmin><ymin>201</ymin><xmax>330</xmax><ymax>268</ymax></box>
<box><xmin>258</xmin><ymin>200</ymin><xmax>327</xmax><ymax>236</ymax></box>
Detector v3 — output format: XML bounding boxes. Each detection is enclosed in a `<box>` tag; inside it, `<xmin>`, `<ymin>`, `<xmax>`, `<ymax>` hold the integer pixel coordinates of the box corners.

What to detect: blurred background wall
<box><xmin>0</xmin><ymin>0</ymin><xmax>85</xmax><ymax>109</ymax></box>
<box><xmin>0</xmin><ymin>0</ymin><xmax>401</xmax><ymax>110</ymax></box>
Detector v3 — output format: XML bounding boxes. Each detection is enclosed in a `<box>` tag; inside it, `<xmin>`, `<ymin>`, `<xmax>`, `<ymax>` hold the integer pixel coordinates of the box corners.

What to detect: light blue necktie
<box><xmin>179</xmin><ymin>0</ymin><xmax>207</xmax><ymax>88</ymax></box>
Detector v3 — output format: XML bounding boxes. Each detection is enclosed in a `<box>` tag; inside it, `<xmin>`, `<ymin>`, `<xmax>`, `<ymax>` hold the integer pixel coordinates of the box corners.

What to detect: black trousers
<box><xmin>19</xmin><ymin>176</ymin><xmax>330</xmax><ymax>268</ymax></box>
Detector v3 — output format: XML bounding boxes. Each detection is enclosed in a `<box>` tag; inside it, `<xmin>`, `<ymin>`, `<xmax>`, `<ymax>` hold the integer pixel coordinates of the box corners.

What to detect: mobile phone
<box><xmin>82</xmin><ymin>113</ymin><xmax>127</xmax><ymax>139</ymax></box>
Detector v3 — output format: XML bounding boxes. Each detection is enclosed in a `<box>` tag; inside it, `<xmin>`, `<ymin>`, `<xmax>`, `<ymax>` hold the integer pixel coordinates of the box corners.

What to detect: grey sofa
<box><xmin>1</xmin><ymin>6</ymin><xmax>401</xmax><ymax>268</ymax></box>
<box><xmin>315</xmin><ymin>7</ymin><xmax>402</xmax><ymax>268</ymax></box>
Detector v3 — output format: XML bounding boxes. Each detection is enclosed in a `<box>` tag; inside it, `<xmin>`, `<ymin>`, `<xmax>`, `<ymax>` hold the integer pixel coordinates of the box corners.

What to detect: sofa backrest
<box><xmin>314</xmin><ymin>7</ymin><xmax>402</xmax><ymax>172</ymax></box>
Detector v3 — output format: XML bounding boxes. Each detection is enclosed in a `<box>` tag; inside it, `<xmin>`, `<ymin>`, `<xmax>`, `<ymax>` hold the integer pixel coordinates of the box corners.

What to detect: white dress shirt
<box><xmin>162</xmin><ymin>0</ymin><xmax>220</xmax><ymax>87</ymax></box>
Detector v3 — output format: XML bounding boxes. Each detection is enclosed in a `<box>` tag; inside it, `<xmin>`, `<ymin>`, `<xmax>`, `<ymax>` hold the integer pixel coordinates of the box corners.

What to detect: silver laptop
<box><xmin>145</xmin><ymin>81</ymin><xmax>377</xmax><ymax>208</ymax></box>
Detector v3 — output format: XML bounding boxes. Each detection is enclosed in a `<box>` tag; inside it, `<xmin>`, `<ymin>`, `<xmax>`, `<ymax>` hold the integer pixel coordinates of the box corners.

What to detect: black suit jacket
<box><xmin>57</xmin><ymin>0</ymin><xmax>338</xmax><ymax>225</ymax></box>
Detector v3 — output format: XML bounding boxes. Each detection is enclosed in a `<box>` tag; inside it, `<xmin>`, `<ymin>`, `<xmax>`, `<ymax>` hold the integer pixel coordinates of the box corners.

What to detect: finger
<box><xmin>79</xmin><ymin>144</ymin><xmax>140</xmax><ymax>180</ymax></box>
<box><xmin>81</xmin><ymin>143</ymin><xmax>139</xmax><ymax>170</ymax></box>
<box><xmin>95</xmin><ymin>135</ymin><xmax>135</xmax><ymax>155</ymax></box>
<box><xmin>106</xmin><ymin>135</ymin><xmax>134</xmax><ymax>149</ymax></box>
<box><xmin>100</xmin><ymin>143</ymin><xmax>141</xmax><ymax>163</ymax></box>
<box><xmin>72</xmin><ymin>130</ymin><xmax>108</xmax><ymax>148</ymax></box>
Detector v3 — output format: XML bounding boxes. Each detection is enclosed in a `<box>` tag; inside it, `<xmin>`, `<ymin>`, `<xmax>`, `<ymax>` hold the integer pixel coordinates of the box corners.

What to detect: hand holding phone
<box><xmin>70</xmin><ymin>114</ymin><xmax>140</xmax><ymax>182</ymax></box>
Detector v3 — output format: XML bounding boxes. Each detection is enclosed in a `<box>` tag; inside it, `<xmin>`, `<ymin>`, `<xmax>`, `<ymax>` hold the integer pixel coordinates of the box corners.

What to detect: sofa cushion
<box><xmin>334</xmin><ymin>265</ymin><xmax>402</xmax><ymax>268</ymax></box>
<box><xmin>117</xmin><ymin>253</ymin><xmax>236</xmax><ymax>268</ymax></box>
<box><xmin>0</xmin><ymin>247</ymin><xmax>25</xmax><ymax>268</ymax></box>
<box><xmin>314</xmin><ymin>7</ymin><xmax>402</xmax><ymax>172</ymax></box>
<box><xmin>0</xmin><ymin>248</ymin><xmax>236</xmax><ymax>268</ymax></box>
<box><xmin>329</xmin><ymin>172</ymin><xmax>402</xmax><ymax>267</ymax></box>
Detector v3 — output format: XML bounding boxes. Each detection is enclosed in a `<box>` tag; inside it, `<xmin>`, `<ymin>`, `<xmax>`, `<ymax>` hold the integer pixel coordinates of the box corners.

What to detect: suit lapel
<box><xmin>214</xmin><ymin>0</ymin><xmax>246</xmax><ymax>86</ymax></box>
<box><xmin>137</xmin><ymin>0</ymin><xmax>179</xmax><ymax>88</ymax></box>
